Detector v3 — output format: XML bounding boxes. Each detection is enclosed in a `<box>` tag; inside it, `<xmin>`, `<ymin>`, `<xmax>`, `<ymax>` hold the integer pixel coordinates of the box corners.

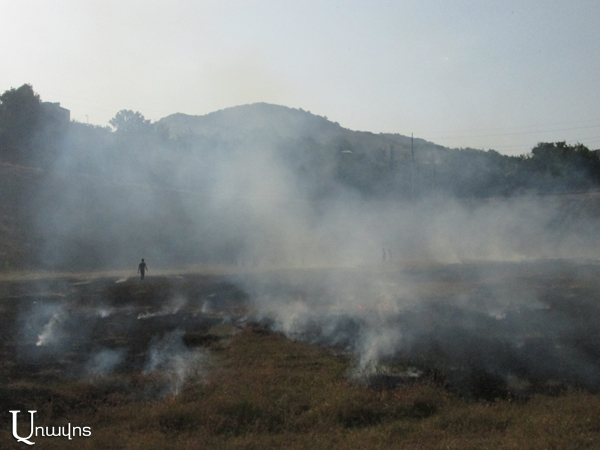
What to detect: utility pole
<box><xmin>411</xmin><ymin>133</ymin><xmax>414</xmax><ymax>201</ymax></box>
<box><xmin>431</xmin><ymin>148</ymin><xmax>436</xmax><ymax>192</ymax></box>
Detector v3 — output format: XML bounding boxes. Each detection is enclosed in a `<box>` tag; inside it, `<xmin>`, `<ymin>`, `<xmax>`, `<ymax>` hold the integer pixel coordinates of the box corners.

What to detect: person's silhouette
<box><xmin>138</xmin><ymin>258</ymin><xmax>148</xmax><ymax>280</ymax></box>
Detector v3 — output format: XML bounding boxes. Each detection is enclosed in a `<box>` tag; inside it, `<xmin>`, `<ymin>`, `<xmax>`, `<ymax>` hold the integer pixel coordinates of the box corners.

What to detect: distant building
<box><xmin>41</xmin><ymin>102</ymin><xmax>70</xmax><ymax>124</ymax></box>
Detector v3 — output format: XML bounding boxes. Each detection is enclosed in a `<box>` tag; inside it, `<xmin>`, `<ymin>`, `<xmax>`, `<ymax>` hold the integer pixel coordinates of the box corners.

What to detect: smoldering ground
<box><xmin>1</xmin><ymin>276</ymin><xmax>245</xmax><ymax>398</ymax></box>
<box><xmin>8</xmin><ymin>105</ymin><xmax>600</xmax><ymax>400</ymax></box>
<box><xmin>3</xmin><ymin>261</ymin><xmax>600</xmax><ymax>402</ymax></box>
<box><xmin>237</xmin><ymin>260</ymin><xmax>600</xmax><ymax>399</ymax></box>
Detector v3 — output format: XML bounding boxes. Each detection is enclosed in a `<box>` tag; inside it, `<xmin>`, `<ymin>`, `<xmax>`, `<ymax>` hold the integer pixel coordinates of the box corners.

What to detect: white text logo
<box><xmin>9</xmin><ymin>410</ymin><xmax>91</xmax><ymax>445</ymax></box>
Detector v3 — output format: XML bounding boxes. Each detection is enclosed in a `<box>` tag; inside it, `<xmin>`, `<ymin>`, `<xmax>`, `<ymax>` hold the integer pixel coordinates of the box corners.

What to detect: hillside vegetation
<box><xmin>1</xmin><ymin>84</ymin><xmax>600</xmax><ymax>271</ymax></box>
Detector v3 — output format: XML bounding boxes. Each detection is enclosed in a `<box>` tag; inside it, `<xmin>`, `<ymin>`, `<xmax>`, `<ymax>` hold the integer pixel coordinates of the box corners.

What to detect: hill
<box><xmin>160</xmin><ymin>103</ymin><xmax>343</xmax><ymax>138</ymax></box>
<box><xmin>2</xmin><ymin>87</ymin><xmax>600</xmax><ymax>272</ymax></box>
<box><xmin>158</xmin><ymin>103</ymin><xmax>445</xmax><ymax>199</ymax></box>
<box><xmin>160</xmin><ymin>104</ymin><xmax>577</xmax><ymax>199</ymax></box>
<box><xmin>158</xmin><ymin>103</ymin><xmax>450</xmax><ymax>166</ymax></box>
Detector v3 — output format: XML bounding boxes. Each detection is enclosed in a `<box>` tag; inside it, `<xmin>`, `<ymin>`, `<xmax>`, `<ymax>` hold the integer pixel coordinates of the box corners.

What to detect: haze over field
<box><xmin>0</xmin><ymin>87</ymin><xmax>599</xmax><ymax>273</ymax></box>
<box><xmin>0</xmin><ymin>97</ymin><xmax>598</xmax><ymax>272</ymax></box>
<box><xmin>1</xmin><ymin>2</ymin><xmax>600</xmax><ymax>413</ymax></box>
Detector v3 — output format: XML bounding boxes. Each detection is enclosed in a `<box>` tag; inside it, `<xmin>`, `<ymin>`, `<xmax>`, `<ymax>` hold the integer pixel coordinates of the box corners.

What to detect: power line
<box><xmin>428</xmin><ymin>124</ymin><xmax>600</xmax><ymax>140</ymax></box>
<box><xmin>416</xmin><ymin>118</ymin><xmax>600</xmax><ymax>136</ymax></box>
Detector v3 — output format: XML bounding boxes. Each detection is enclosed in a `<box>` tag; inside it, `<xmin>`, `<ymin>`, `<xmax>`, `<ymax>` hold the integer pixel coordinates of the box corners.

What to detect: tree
<box><xmin>0</xmin><ymin>84</ymin><xmax>41</xmax><ymax>163</ymax></box>
<box><xmin>528</xmin><ymin>141</ymin><xmax>600</xmax><ymax>191</ymax></box>
<box><xmin>109</xmin><ymin>110</ymin><xmax>152</xmax><ymax>134</ymax></box>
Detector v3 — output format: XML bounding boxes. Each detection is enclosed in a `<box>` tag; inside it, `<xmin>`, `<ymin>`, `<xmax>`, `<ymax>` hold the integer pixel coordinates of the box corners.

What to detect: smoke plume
<box><xmin>15</xmin><ymin>103</ymin><xmax>600</xmax><ymax>396</ymax></box>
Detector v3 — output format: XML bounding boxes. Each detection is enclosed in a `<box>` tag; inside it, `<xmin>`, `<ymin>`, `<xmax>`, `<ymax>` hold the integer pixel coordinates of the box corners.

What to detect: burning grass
<box><xmin>2</xmin><ymin>262</ymin><xmax>600</xmax><ymax>448</ymax></box>
<box><xmin>2</xmin><ymin>327</ymin><xmax>600</xmax><ymax>449</ymax></box>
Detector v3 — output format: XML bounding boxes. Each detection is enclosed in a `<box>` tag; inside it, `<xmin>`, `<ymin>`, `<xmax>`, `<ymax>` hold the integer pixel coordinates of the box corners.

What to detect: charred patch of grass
<box><xmin>3</xmin><ymin>327</ymin><xmax>600</xmax><ymax>449</ymax></box>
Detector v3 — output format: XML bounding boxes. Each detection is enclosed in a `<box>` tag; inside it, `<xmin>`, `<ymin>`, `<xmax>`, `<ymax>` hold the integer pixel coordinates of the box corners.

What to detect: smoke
<box><xmin>137</xmin><ymin>295</ymin><xmax>186</xmax><ymax>319</ymax></box>
<box><xmin>96</xmin><ymin>307</ymin><xmax>114</xmax><ymax>318</ymax></box>
<box><xmin>356</xmin><ymin>319</ymin><xmax>404</xmax><ymax>374</ymax></box>
<box><xmin>17</xmin><ymin>301</ymin><xmax>69</xmax><ymax>352</ymax></box>
<box><xmin>18</xmin><ymin>104</ymin><xmax>600</xmax><ymax>395</ymax></box>
<box><xmin>85</xmin><ymin>348</ymin><xmax>126</xmax><ymax>378</ymax></box>
<box><xmin>29</xmin><ymin>105</ymin><xmax>600</xmax><ymax>271</ymax></box>
<box><xmin>237</xmin><ymin>258</ymin><xmax>600</xmax><ymax>396</ymax></box>
<box><xmin>36</xmin><ymin>308</ymin><xmax>65</xmax><ymax>347</ymax></box>
<box><xmin>243</xmin><ymin>269</ymin><xmax>413</xmax><ymax>373</ymax></box>
<box><xmin>143</xmin><ymin>329</ymin><xmax>207</xmax><ymax>396</ymax></box>
<box><xmin>14</xmin><ymin>283</ymin><xmax>212</xmax><ymax>393</ymax></box>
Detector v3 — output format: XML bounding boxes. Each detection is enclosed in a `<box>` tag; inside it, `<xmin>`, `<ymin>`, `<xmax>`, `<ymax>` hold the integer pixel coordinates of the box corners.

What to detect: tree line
<box><xmin>1</xmin><ymin>83</ymin><xmax>600</xmax><ymax>200</ymax></box>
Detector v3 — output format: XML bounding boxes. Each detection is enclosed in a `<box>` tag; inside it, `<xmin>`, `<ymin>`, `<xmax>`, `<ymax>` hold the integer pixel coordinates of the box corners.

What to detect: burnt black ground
<box><xmin>0</xmin><ymin>275</ymin><xmax>248</xmax><ymax>383</ymax></box>
<box><xmin>234</xmin><ymin>260</ymin><xmax>600</xmax><ymax>399</ymax></box>
<box><xmin>2</xmin><ymin>260</ymin><xmax>600</xmax><ymax>404</ymax></box>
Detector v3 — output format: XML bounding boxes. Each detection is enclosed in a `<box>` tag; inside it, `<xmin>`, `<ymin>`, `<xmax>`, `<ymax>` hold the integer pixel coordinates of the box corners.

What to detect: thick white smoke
<box><xmin>20</xmin><ymin>104</ymin><xmax>600</xmax><ymax>395</ymax></box>
<box><xmin>143</xmin><ymin>329</ymin><xmax>207</xmax><ymax>396</ymax></box>
<box><xmin>36</xmin><ymin>309</ymin><xmax>65</xmax><ymax>347</ymax></box>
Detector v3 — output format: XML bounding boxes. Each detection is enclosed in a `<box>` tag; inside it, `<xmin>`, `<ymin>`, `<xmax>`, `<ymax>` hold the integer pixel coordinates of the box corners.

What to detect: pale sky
<box><xmin>2</xmin><ymin>0</ymin><xmax>599</xmax><ymax>155</ymax></box>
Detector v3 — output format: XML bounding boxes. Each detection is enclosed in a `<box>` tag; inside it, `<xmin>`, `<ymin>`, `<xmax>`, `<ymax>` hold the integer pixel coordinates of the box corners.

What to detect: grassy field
<box><xmin>2</xmin><ymin>327</ymin><xmax>600</xmax><ymax>449</ymax></box>
<box><xmin>2</xmin><ymin>263</ymin><xmax>600</xmax><ymax>449</ymax></box>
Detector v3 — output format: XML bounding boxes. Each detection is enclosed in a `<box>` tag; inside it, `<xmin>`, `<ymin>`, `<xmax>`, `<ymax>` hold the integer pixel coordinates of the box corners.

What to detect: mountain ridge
<box><xmin>157</xmin><ymin>102</ymin><xmax>451</xmax><ymax>164</ymax></box>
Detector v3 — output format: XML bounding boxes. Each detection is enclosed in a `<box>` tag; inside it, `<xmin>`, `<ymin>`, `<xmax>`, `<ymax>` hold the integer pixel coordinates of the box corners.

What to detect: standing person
<box><xmin>138</xmin><ymin>258</ymin><xmax>148</xmax><ymax>280</ymax></box>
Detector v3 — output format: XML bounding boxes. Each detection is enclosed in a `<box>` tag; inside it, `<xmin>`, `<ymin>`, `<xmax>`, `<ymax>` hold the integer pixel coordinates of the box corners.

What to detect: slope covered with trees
<box><xmin>161</xmin><ymin>105</ymin><xmax>600</xmax><ymax>199</ymax></box>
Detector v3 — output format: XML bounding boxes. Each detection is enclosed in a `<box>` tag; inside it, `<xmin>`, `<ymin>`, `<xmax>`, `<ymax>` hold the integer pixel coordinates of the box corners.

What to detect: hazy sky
<box><xmin>2</xmin><ymin>0</ymin><xmax>599</xmax><ymax>154</ymax></box>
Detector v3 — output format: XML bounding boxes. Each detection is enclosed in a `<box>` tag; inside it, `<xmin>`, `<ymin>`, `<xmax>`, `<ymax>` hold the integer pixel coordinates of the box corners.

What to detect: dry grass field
<box><xmin>2</xmin><ymin>261</ymin><xmax>600</xmax><ymax>449</ymax></box>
